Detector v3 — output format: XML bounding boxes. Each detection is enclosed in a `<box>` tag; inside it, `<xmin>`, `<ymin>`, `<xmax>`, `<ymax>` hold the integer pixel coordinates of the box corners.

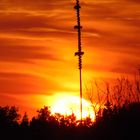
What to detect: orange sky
<box><xmin>0</xmin><ymin>0</ymin><xmax>140</xmax><ymax>118</ymax></box>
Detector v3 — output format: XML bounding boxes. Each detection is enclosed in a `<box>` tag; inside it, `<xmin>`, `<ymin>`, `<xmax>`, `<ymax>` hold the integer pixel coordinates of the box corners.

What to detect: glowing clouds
<box><xmin>0</xmin><ymin>0</ymin><xmax>140</xmax><ymax>119</ymax></box>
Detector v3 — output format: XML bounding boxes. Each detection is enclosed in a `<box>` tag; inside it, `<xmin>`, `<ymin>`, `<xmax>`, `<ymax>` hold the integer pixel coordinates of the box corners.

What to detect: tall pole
<box><xmin>74</xmin><ymin>0</ymin><xmax>84</xmax><ymax>123</ymax></box>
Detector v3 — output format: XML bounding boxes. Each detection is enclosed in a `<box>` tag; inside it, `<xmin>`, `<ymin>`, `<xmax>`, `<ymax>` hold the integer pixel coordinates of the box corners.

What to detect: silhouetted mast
<box><xmin>74</xmin><ymin>0</ymin><xmax>84</xmax><ymax>123</ymax></box>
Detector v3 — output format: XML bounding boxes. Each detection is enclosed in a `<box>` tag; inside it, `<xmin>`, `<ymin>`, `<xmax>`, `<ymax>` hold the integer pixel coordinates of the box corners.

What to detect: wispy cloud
<box><xmin>0</xmin><ymin>44</ymin><xmax>60</xmax><ymax>63</ymax></box>
<box><xmin>0</xmin><ymin>72</ymin><xmax>46</xmax><ymax>94</ymax></box>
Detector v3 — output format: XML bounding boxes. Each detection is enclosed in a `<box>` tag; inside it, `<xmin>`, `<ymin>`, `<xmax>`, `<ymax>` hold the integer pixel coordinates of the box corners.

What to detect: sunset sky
<box><xmin>0</xmin><ymin>0</ymin><xmax>140</xmax><ymax>117</ymax></box>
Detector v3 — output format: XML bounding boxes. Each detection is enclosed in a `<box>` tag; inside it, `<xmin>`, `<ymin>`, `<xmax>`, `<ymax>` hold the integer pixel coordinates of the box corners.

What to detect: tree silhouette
<box><xmin>21</xmin><ymin>112</ymin><xmax>29</xmax><ymax>127</ymax></box>
<box><xmin>0</xmin><ymin>76</ymin><xmax>140</xmax><ymax>140</ymax></box>
<box><xmin>0</xmin><ymin>106</ymin><xmax>20</xmax><ymax>127</ymax></box>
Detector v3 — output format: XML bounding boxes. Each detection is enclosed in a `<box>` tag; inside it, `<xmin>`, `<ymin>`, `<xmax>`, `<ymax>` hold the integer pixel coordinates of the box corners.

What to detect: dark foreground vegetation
<box><xmin>0</xmin><ymin>77</ymin><xmax>140</xmax><ymax>140</ymax></box>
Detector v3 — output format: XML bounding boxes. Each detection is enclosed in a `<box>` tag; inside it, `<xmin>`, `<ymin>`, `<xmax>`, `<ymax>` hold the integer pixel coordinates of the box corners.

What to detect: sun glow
<box><xmin>50</xmin><ymin>95</ymin><xmax>95</xmax><ymax>121</ymax></box>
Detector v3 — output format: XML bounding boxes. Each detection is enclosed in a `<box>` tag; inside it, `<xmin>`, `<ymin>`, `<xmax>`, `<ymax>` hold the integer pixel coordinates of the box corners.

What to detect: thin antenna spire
<box><xmin>74</xmin><ymin>0</ymin><xmax>84</xmax><ymax>123</ymax></box>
